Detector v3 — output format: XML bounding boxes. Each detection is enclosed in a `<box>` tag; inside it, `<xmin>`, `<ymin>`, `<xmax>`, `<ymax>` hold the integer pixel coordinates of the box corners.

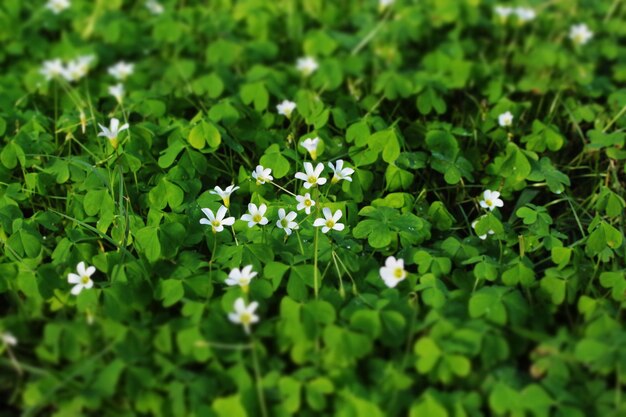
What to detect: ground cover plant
<box><xmin>1</xmin><ymin>0</ymin><xmax>626</xmax><ymax>415</ymax></box>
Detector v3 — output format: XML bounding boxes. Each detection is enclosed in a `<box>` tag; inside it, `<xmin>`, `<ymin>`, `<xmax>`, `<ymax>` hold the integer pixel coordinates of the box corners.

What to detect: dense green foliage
<box><xmin>1</xmin><ymin>0</ymin><xmax>626</xmax><ymax>416</ymax></box>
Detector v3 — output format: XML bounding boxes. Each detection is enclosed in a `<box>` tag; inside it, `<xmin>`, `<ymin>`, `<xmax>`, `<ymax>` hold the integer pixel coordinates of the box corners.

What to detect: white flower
<box><xmin>276</xmin><ymin>100</ymin><xmax>297</xmax><ymax>118</ymax></box>
<box><xmin>514</xmin><ymin>7</ymin><xmax>536</xmax><ymax>23</ymax></box>
<box><xmin>479</xmin><ymin>190</ymin><xmax>504</xmax><ymax>211</ymax></box>
<box><xmin>300</xmin><ymin>137</ymin><xmax>320</xmax><ymax>160</ymax></box>
<box><xmin>472</xmin><ymin>219</ymin><xmax>495</xmax><ymax>240</ymax></box>
<box><xmin>379</xmin><ymin>0</ymin><xmax>395</xmax><ymax>10</ymax></box>
<box><xmin>62</xmin><ymin>55</ymin><xmax>95</xmax><ymax>82</ymax></box>
<box><xmin>313</xmin><ymin>207</ymin><xmax>345</xmax><ymax>233</ymax></box>
<box><xmin>228</xmin><ymin>297</ymin><xmax>260</xmax><ymax>334</ymax></box>
<box><xmin>225</xmin><ymin>265</ymin><xmax>257</xmax><ymax>291</ymax></box>
<box><xmin>251</xmin><ymin>165</ymin><xmax>273</xmax><ymax>185</ymax></box>
<box><xmin>570</xmin><ymin>23</ymin><xmax>593</xmax><ymax>46</ymax></box>
<box><xmin>494</xmin><ymin>5</ymin><xmax>514</xmax><ymax>20</ymax></box>
<box><xmin>108</xmin><ymin>83</ymin><xmax>125</xmax><ymax>104</ymax></box>
<box><xmin>40</xmin><ymin>59</ymin><xmax>64</xmax><ymax>81</ymax></box>
<box><xmin>296</xmin><ymin>56</ymin><xmax>319</xmax><ymax>76</ymax></box>
<box><xmin>295</xmin><ymin>193</ymin><xmax>316</xmax><ymax>215</ymax></box>
<box><xmin>241</xmin><ymin>203</ymin><xmax>269</xmax><ymax>228</ymax></box>
<box><xmin>295</xmin><ymin>162</ymin><xmax>327</xmax><ymax>189</ymax></box>
<box><xmin>498</xmin><ymin>111</ymin><xmax>514</xmax><ymax>127</ymax></box>
<box><xmin>67</xmin><ymin>261</ymin><xmax>95</xmax><ymax>296</ymax></box>
<box><xmin>97</xmin><ymin>117</ymin><xmax>129</xmax><ymax>149</ymax></box>
<box><xmin>379</xmin><ymin>256</ymin><xmax>407</xmax><ymax>288</ymax></box>
<box><xmin>145</xmin><ymin>0</ymin><xmax>164</xmax><ymax>14</ymax></box>
<box><xmin>1</xmin><ymin>332</ymin><xmax>17</xmax><ymax>347</ymax></box>
<box><xmin>328</xmin><ymin>159</ymin><xmax>354</xmax><ymax>183</ymax></box>
<box><xmin>45</xmin><ymin>0</ymin><xmax>70</xmax><ymax>14</ymax></box>
<box><xmin>277</xmin><ymin>209</ymin><xmax>298</xmax><ymax>236</ymax></box>
<box><xmin>108</xmin><ymin>61</ymin><xmax>134</xmax><ymax>81</ymax></box>
<box><xmin>209</xmin><ymin>185</ymin><xmax>240</xmax><ymax>208</ymax></box>
<box><xmin>200</xmin><ymin>205</ymin><xmax>235</xmax><ymax>233</ymax></box>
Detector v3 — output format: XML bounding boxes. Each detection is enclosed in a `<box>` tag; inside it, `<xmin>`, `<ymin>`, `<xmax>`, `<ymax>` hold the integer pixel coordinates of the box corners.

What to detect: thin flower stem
<box><xmin>209</xmin><ymin>235</ymin><xmax>217</xmax><ymax>288</ymax></box>
<box><xmin>331</xmin><ymin>251</ymin><xmax>346</xmax><ymax>298</ymax></box>
<box><xmin>313</xmin><ymin>226</ymin><xmax>319</xmax><ymax>299</ymax></box>
<box><xmin>251</xmin><ymin>337</ymin><xmax>269</xmax><ymax>417</ymax></box>
<box><xmin>270</xmin><ymin>181</ymin><xmax>296</xmax><ymax>197</ymax></box>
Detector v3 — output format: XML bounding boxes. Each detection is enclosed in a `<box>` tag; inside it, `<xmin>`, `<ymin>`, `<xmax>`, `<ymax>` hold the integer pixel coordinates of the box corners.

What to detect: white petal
<box><xmin>85</xmin><ymin>266</ymin><xmax>96</xmax><ymax>276</ymax></box>
<box><xmin>222</xmin><ymin>217</ymin><xmax>235</xmax><ymax>226</ymax></box>
<box><xmin>333</xmin><ymin>223</ymin><xmax>345</xmax><ymax>231</ymax></box>
<box><xmin>322</xmin><ymin>207</ymin><xmax>331</xmax><ymax>219</ymax></box>
<box><xmin>216</xmin><ymin>205</ymin><xmax>228</xmax><ymax>220</ymax></box>
<box><xmin>313</xmin><ymin>218</ymin><xmax>326</xmax><ymax>227</ymax></box>
<box><xmin>68</xmin><ymin>273</ymin><xmax>81</xmax><ymax>284</ymax></box>
<box><xmin>71</xmin><ymin>284</ymin><xmax>84</xmax><ymax>296</ymax></box>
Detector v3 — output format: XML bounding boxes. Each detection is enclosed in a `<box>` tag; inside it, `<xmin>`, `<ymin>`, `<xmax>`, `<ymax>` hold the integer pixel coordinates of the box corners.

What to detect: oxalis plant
<box><xmin>1</xmin><ymin>0</ymin><xmax>626</xmax><ymax>416</ymax></box>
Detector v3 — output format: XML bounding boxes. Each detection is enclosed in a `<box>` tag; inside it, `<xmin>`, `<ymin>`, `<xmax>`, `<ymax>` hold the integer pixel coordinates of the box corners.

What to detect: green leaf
<box><xmin>213</xmin><ymin>395</ymin><xmax>247</xmax><ymax>417</ymax></box>
<box><xmin>414</xmin><ymin>337</ymin><xmax>442</xmax><ymax>374</ymax></box>
<box><xmin>135</xmin><ymin>226</ymin><xmax>161</xmax><ymax>262</ymax></box>
<box><xmin>159</xmin><ymin>279</ymin><xmax>184</xmax><ymax>307</ymax></box>
<box><xmin>469</xmin><ymin>287</ymin><xmax>507</xmax><ymax>325</ymax></box>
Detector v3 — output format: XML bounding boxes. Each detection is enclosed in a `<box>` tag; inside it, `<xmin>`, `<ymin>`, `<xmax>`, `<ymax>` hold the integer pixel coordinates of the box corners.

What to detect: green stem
<box><xmin>251</xmin><ymin>338</ymin><xmax>269</xmax><ymax>417</ymax></box>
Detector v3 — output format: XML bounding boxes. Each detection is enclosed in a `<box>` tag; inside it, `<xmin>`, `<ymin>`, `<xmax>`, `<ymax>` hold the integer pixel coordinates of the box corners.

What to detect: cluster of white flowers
<box><xmin>194</xmin><ymin>155</ymin><xmax>356</xmax><ymax>332</ymax></box>
<box><xmin>493</xmin><ymin>6</ymin><xmax>536</xmax><ymax>23</ymax></box>
<box><xmin>494</xmin><ymin>6</ymin><xmax>594</xmax><ymax>46</ymax></box>
<box><xmin>40</xmin><ymin>55</ymin><xmax>95</xmax><ymax>83</ymax></box>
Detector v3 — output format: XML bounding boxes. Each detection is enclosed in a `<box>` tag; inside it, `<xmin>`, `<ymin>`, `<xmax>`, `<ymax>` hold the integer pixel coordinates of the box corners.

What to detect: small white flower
<box><xmin>514</xmin><ymin>7</ymin><xmax>536</xmax><ymax>23</ymax></box>
<box><xmin>295</xmin><ymin>193</ymin><xmax>316</xmax><ymax>215</ymax></box>
<box><xmin>108</xmin><ymin>83</ymin><xmax>125</xmax><ymax>104</ymax></box>
<box><xmin>276</xmin><ymin>208</ymin><xmax>298</xmax><ymax>236</ymax></box>
<box><xmin>379</xmin><ymin>0</ymin><xmax>395</xmax><ymax>10</ymax></box>
<box><xmin>471</xmin><ymin>219</ymin><xmax>495</xmax><ymax>240</ymax></box>
<box><xmin>328</xmin><ymin>159</ymin><xmax>355</xmax><ymax>184</ymax></box>
<box><xmin>67</xmin><ymin>261</ymin><xmax>95</xmax><ymax>296</ymax></box>
<box><xmin>570</xmin><ymin>23</ymin><xmax>593</xmax><ymax>46</ymax></box>
<box><xmin>45</xmin><ymin>0</ymin><xmax>70</xmax><ymax>14</ymax></box>
<box><xmin>300</xmin><ymin>137</ymin><xmax>320</xmax><ymax>160</ymax></box>
<box><xmin>40</xmin><ymin>59</ymin><xmax>64</xmax><ymax>81</ymax></box>
<box><xmin>379</xmin><ymin>256</ymin><xmax>407</xmax><ymax>288</ymax></box>
<box><xmin>296</xmin><ymin>56</ymin><xmax>319</xmax><ymax>76</ymax></box>
<box><xmin>479</xmin><ymin>190</ymin><xmax>504</xmax><ymax>211</ymax></box>
<box><xmin>209</xmin><ymin>185</ymin><xmax>240</xmax><ymax>208</ymax></box>
<box><xmin>494</xmin><ymin>5</ymin><xmax>514</xmax><ymax>21</ymax></box>
<box><xmin>200</xmin><ymin>205</ymin><xmax>235</xmax><ymax>233</ymax></box>
<box><xmin>145</xmin><ymin>0</ymin><xmax>164</xmax><ymax>14</ymax></box>
<box><xmin>1</xmin><ymin>332</ymin><xmax>17</xmax><ymax>347</ymax></box>
<box><xmin>241</xmin><ymin>203</ymin><xmax>269</xmax><ymax>228</ymax></box>
<box><xmin>108</xmin><ymin>61</ymin><xmax>134</xmax><ymax>81</ymax></box>
<box><xmin>62</xmin><ymin>55</ymin><xmax>95</xmax><ymax>82</ymax></box>
<box><xmin>498</xmin><ymin>111</ymin><xmax>514</xmax><ymax>127</ymax></box>
<box><xmin>276</xmin><ymin>100</ymin><xmax>297</xmax><ymax>118</ymax></box>
<box><xmin>295</xmin><ymin>162</ymin><xmax>327</xmax><ymax>189</ymax></box>
<box><xmin>313</xmin><ymin>207</ymin><xmax>345</xmax><ymax>234</ymax></box>
<box><xmin>251</xmin><ymin>165</ymin><xmax>273</xmax><ymax>185</ymax></box>
<box><xmin>225</xmin><ymin>265</ymin><xmax>257</xmax><ymax>291</ymax></box>
<box><xmin>97</xmin><ymin>117</ymin><xmax>129</xmax><ymax>149</ymax></box>
<box><xmin>228</xmin><ymin>297</ymin><xmax>260</xmax><ymax>334</ymax></box>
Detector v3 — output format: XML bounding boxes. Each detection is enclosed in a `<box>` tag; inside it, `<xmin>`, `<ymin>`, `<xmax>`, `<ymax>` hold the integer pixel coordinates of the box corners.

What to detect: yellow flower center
<box><xmin>304</xmin><ymin>199</ymin><xmax>312</xmax><ymax>206</ymax></box>
<box><xmin>212</xmin><ymin>219</ymin><xmax>221</xmax><ymax>227</ymax></box>
<box><xmin>308</xmin><ymin>176</ymin><xmax>317</xmax><ymax>184</ymax></box>
<box><xmin>253</xmin><ymin>214</ymin><xmax>262</xmax><ymax>223</ymax></box>
<box><xmin>281</xmin><ymin>218</ymin><xmax>289</xmax><ymax>227</ymax></box>
<box><xmin>81</xmin><ymin>275</ymin><xmax>90</xmax><ymax>284</ymax></box>
<box><xmin>394</xmin><ymin>268</ymin><xmax>404</xmax><ymax>279</ymax></box>
<box><xmin>485</xmin><ymin>199</ymin><xmax>493</xmax><ymax>207</ymax></box>
<box><xmin>325</xmin><ymin>219</ymin><xmax>335</xmax><ymax>228</ymax></box>
<box><xmin>240</xmin><ymin>312</ymin><xmax>252</xmax><ymax>325</ymax></box>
